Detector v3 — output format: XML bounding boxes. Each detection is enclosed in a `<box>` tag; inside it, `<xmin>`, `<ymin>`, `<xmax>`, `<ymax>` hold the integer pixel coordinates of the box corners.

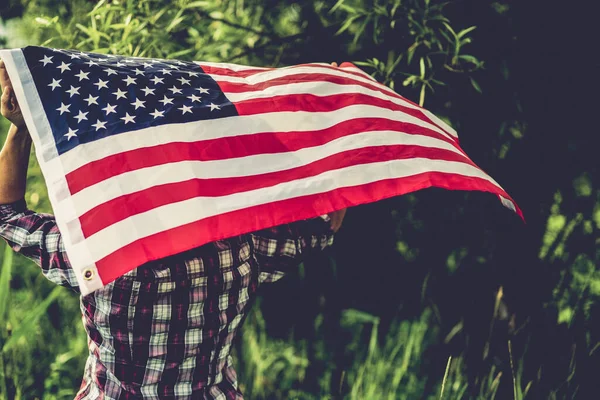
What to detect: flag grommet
<box><xmin>83</xmin><ymin>268</ymin><xmax>94</xmax><ymax>281</ymax></box>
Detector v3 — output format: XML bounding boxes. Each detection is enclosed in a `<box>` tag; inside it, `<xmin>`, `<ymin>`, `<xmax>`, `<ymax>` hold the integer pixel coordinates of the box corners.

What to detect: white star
<box><xmin>187</xmin><ymin>94</ymin><xmax>202</xmax><ymax>103</ymax></box>
<box><xmin>196</xmin><ymin>87</ymin><xmax>209</xmax><ymax>94</ymax></box>
<box><xmin>84</xmin><ymin>94</ymin><xmax>99</xmax><ymax>106</ymax></box>
<box><xmin>77</xmin><ymin>51</ymin><xmax>88</xmax><ymax>58</ymax></box>
<box><xmin>175</xmin><ymin>60</ymin><xmax>186</xmax><ymax>66</ymax></box>
<box><xmin>143</xmin><ymin>62</ymin><xmax>153</xmax><ymax>68</ymax></box>
<box><xmin>178</xmin><ymin>105</ymin><xmax>193</xmax><ymax>114</ymax></box>
<box><xmin>94</xmin><ymin>78</ymin><xmax>109</xmax><ymax>90</ymax></box>
<box><xmin>40</xmin><ymin>55</ymin><xmax>53</xmax><ymax>66</ymax></box>
<box><xmin>69</xmin><ymin>53</ymin><xmax>80</xmax><ymax>59</ymax></box>
<box><xmin>123</xmin><ymin>76</ymin><xmax>137</xmax><ymax>86</ymax></box>
<box><xmin>92</xmin><ymin>119</ymin><xmax>107</xmax><ymax>130</ymax></box>
<box><xmin>150</xmin><ymin>76</ymin><xmax>164</xmax><ymax>85</ymax></box>
<box><xmin>159</xmin><ymin>95</ymin><xmax>174</xmax><ymax>105</ymax></box>
<box><xmin>74</xmin><ymin>110</ymin><xmax>89</xmax><ymax>122</ymax></box>
<box><xmin>75</xmin><ymin>70</ymin><xmax>90</xmax><ymax>81</ymax></box>
<box><xmin>168</xmin><ymin>64</ymin><xmax>180</xmax><ymax>70</ymax></box>
<box><xmin>113</xmin><ymin>88</ymin><xmax>128</xmax><ymax>99</ymax></box>
<box><xmin>57</xmin><ymin>62</ymin><xmax>71</xmax><ymax>73</ymax></box>
<box><xmin>177</xmin><ymin>77</ymin><xmax>191</xmax><ymax>86</ymax></box>
<box><xmin>131</xmin><ymin>98</ymin><xmax>146</xmax><ymax>109</ymax></box>
<box><xmin>209</xmin><ymin>103</ymin><xmax>221</xmax><ymax>111</ymax></box>
<box><xmin>56</xmin><ymin>102</ymin><xmax>70</xmax><ymax>115</ymax></box>
<box><xmin>149</xmin><ymin>109</ymin><xmax>165</xmax><ymax>119</ymax></box>
<box><xmin>168</xmin><ymin>86</ymin><xmax>182</xmax><ymax>94</ymax></box>
<box><xmin>102</xmin><ymin>103</ymin><xmax>117</xmax><ymax>115</ymax></box>
<box><xmin>186</xmin><ymin>71</ymin><xmax>200</xmax><ymax>77</ymax></box>
<box><xmin>141</xmin><ymin>87</ymin><xmax>155</xmax><ymax>96</ymax></box>
<box><xmin>48</xmin><ymin>78</ymin><xmax>61</xmax><ymax>91</ymax></box>
<box><xmin>160</xmin><ymin>69</ymin><xmax>172</xmax><ymax>75</ymax></box>
<box><xmin>64</xmin><ymin>127</ymin><xmax>78</xmax><ymax>140</ymax></box>
<box><xmin>133</xmin><ymin>68</ymin><xmax>145</xmax><ymax>76</ymax></box>
<box><xmin>104</xmin><ymin>67</ymin><xmax>117</xmax><ymax>76</ymax></box>
<box><xmin>115</xmin><ymin>61</ymin><xmax>126</xmax><ymax>67</ymax></box>
<box><xmin>105</xmin><ymin>54</ymin><xmax>117</xmax><ymax>58</ymax></box>
<box><xmin>120</xmin><ymin>113</ymin><xmax>136</xmax><ymax>124</ymax></box>
<box><xmin>85</xmin><ymin>60</ymin><xmax>98</xmax><ymax>67</ymax></box>
<box><xmin>65</xmin><ymin>86</ymin><xmax>80</xmax><ymax>97</ymax></box>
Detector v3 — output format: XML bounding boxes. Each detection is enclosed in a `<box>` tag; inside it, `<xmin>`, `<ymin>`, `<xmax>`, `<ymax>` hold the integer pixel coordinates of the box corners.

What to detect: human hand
<box><xmin>327</xmin><ymin>208</ymin><xmax>347</xmax><ymax>233</ymax></box>
<box><xmin>331</xmin><ymin>62</ymin><xmax>338</xmax><ymax>67</ymax></box>
<box><xmin>0</xmin><ymin>60</ymin><xmax>25</xmax><ymax>128</ymax></box>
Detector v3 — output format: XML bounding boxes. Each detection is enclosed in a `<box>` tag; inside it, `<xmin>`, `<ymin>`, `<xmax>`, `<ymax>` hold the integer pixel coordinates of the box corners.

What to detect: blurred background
<box><xmin>0</xmin><ymin>0</ymin><xmax>597</xmax><ymax>399</ymax></box>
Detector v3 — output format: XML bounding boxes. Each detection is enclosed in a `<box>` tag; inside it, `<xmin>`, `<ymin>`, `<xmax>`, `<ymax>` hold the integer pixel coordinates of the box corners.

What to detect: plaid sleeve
<box><xmin>0</xmin><ymin>199</ymin><xmax>79</xmax><ymax>293</ymax></box>
<box><xmin>251</xmin><ymin>215</ymin><xmax>335</xmax><ymax>283</ymax></box>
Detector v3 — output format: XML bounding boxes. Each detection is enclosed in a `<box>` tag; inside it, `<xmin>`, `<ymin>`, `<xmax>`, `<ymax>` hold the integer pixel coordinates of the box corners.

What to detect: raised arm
<box><xmin>0</xmin><ymin>60</ymin><xmax>79</xmax><ymax>293</ymax></box>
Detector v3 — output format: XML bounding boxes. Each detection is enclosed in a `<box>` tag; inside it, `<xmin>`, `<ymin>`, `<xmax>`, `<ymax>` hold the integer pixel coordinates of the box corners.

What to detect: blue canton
<box><xmin>22</xmin><ymin>46</ymin><xmax>238</xmax><ymax>155</ymax></box>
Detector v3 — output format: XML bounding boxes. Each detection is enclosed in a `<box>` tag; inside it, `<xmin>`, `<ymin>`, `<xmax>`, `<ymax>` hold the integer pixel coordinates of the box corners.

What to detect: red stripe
<box><xmin>234</xmin><ymin>93</ymin><xmax>438</xmax><ymax>128</ymax></box>
<box><xmin>66</xmin><ymin>118</ymin><xmax>462</xmax><ymax>195</ymax></box>
<box><xmin>201</xmin><ymin>62</ymin><xmax>378</xmax><ymax>84</ymax></box>
<box><xmin>79</xmin><ymin>145</ymin><xmax>477</xmax><ymax>238</ymax></box>
<box><xmin>96</xmin><ymin>171</ymin><xmax>521</xmax><ymax>285</ymax></box>
<box><xmin>216</xmin><ymin>72</ymin><xmax>454</xmax><ymax>138</ymax></box>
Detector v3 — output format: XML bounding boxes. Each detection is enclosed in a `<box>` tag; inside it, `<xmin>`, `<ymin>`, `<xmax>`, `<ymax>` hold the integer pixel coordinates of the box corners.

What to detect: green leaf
<box><xmin>457</xmin><ymin>26</ymin><xmax>477</xmax><ymax>39</ymax></box>
<box><xmin>470</xmin><ymin>77</ymin><xmax>482</xmax><ymax>93</ymax></box>
<box><xmin>0</xmin><ymin>243</ymin><xmax>13</xmax><ymax>332</ymax></box>
<box><xmin>2</xmin><ymin>286</ymin><xmax>63</xmax><ymax>353</ymax></box>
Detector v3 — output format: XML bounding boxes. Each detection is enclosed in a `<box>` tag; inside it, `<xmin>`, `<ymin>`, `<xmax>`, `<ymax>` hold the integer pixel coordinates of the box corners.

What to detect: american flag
<box><xmin>0</xmin><ymin>46</ymin><xmax>522</xmax><ymax>295</ymax></box>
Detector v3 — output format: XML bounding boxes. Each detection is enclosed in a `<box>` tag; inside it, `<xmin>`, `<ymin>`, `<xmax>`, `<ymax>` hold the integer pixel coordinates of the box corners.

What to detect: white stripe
<box><xmin>57</xmin><ymin>129</ymin><xmax>469</xmax><ymax>218</ymax></box>
<box><xmin>225</xmin><ymin>80</ymin><xmax>432</xmax><ymax>117</ymax></box>
<box><xmin>59</xmin><ymin>104</ymin><xmax>452</xmax><ymax>174</ymax></box>
<box><xmin>209</xmin><ymin>65</ymin><xmax>406</xmax><ymax>104</ymax></box>
<box><xmin>76</xmin><ymin>158</ymin><xmax>503</xmax><ymax>262</ymax></box>
<box><xmin>195</xmin><ymin>61</ymin><xmax>272</xmax><ymax>71</ymax></box>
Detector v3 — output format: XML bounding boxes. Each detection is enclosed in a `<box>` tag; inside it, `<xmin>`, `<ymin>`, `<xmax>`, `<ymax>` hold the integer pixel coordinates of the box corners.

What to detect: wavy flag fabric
<box><xmin>0</xmin><ymin>46</ymin><xmax>522</xmax><ymax>295</ymax></box>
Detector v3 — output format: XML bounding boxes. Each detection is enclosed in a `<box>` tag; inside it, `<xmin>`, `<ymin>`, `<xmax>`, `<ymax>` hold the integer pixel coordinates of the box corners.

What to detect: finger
<box><xmin>0</xmin><ymin>60</ymin><xmax>12</xmax><ymax>92</ymax></box>
<box><xmin>331</xmin><ymin>62</ymin><xmax>338</xmax><ymax>67</ymax></box>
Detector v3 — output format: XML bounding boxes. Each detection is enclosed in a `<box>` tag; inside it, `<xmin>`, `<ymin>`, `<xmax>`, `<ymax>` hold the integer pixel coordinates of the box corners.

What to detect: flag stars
<box><xmin>39</xmin><ymin>55</ymin><xmax>53</xmax><ymax>66</ymax></box>
<box><xmin>160</xmin><ymin>69</ymin><xmax>173</xmax><ymax>75</ymax></box>
<box><xmin>168</xmin><ymin>86</ymin><xmax>182</xmax><ymax>95</ymax></box>
<box><xmin>64</xmin><ymin>127</ymin><xmax>78</xmax><ymax>140</ymax></box>
<box><xmin>85</xmin><ymin>94</ymin><xmax>99</xmax><ymax>106</ymax></box>
<box><xmin>56</xmin><ymin>102</ymin><xmax>70</xmax><ymax>115</ymax></box>
<box><xmin>85</xmin><ymin>60</ymin><xmax>98</xmax><ymax>67</ymax></box>
<box><xmin>133</xmin><ymin>68</ymin><xmax>145</xmax><ymax>76</ymax></box>
<box><xmin>48</xmin><ymin>78</ymin><xmax>61</xmax><ymax>91</ymax></box>
<box><xmin>131</xmin><ymin>98</ymin><xmax>146</xmax><ymax>109</ymax></box>
<box><xmin>75</xmin><ymin>70</ymin><xmax>90</xmax><ymax>81</ymax></box>
<box><xmin>141</xmin><ymin>87</ymin><xmax>155</xmax><ymax>96</ymax></box>
<box><xmin>143</xmin><ymin>62</ymin><xmax>153</xmax><ymax>69</ymax></box>
<box><xmin>92</xmin><ymin>119</ymin><xmax>107</xmax><ymax>131</ymax></box>
<box><xmin>150</xmin><ymin>76</ymin><xmax>164</xmax><ymax>85</ymax></box>
<box><xmin>196</xmin><ymin>87</ymin><xmax>209</xmax><ymax>94</ymax></box>
<box><xmin>74</xmin><ymin>110</ymin><xmax>89</xmax><ymax>123</ymax></box>
<box><xmin>159</xmin><ymin>95</ymin><xmax>174</xmax><ymax>106</ymax></box>
<box><xmin>104</xmin><ymin>67</ymin><xmax>118</xmax><ymax>76</ymax></box>
<box><xmin>177</xmin><ymin>77</ymin><xmax>191</xmax><ymax>86</ymax></box>
<box><xmin>121</xmin><ymin>113</ymin><xmax>136</xmax><ymax>124</ymax></box>
<box><xmin>186</xmin><ymin>71</ymin><xmax>200</xmax><ymax>77</ymax></box>
<box><xmin>209</xmin><ymin>103</ymin><xmax>221</xmax><ymax>111</ymax></box>
<box><xmin>178</xmin><ymin>105</ymin><xmax>193</xmax><ymax>115</ymax></box>
<box><xmin>113</xmin><ymin>88</ymin><xmax>128</xmax><ymax>100</ymax></box>
<box><xmin>102</xmin><ymin>103</ymin><xmax>117</xmax><ymax>115</ymax></box>
<box><xmin>69</xmin><ymin>53</ymin><xmax>81</xmax><ymax>59</ymax></box>
<box><xmin>94</xmin><ymin>78</ymin><xmax>109</xmax><ymax>90</ymax></box>
<box><xmin>150</xmin><ymin>109</ymin><xmax>165</xmax><ymax>119</ymax></box>
<box><xmin>187</xmin><ymin>94</ymin><xmax>202</xmax><ymax>103</ymax></box>
<box><xmin>123</xmin><ymin>76</ymin><xmax>137</xmax><ymax>86</ymax></box>
<box><xmin>66</xmin><ymin>85</ymin><xmax>80</xmax><ymax>97</ymax></box>
<box><xmin>57</xmin><ymin>61</ymin><xmax>71</xmax><ymax>73</ymax></box>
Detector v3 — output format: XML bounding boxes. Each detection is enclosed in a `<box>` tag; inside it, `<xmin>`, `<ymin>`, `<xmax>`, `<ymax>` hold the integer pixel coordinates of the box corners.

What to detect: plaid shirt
<box><xmin>0</xmin><ymin>199</ymin><xmax>335</xmax><ymax>399</ymax></box>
